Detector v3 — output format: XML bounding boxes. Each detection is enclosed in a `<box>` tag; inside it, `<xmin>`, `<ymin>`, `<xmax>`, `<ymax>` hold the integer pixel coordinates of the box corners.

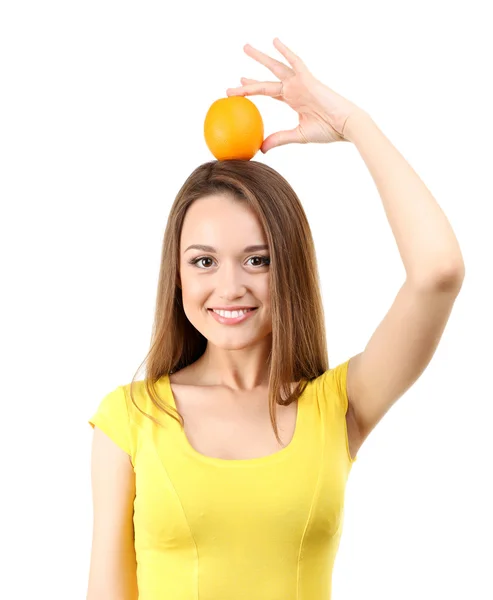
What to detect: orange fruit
<box><xmin>204</xmin><ymin>96</ymin><xmax>264</xmax><ymax>160</ymax></box>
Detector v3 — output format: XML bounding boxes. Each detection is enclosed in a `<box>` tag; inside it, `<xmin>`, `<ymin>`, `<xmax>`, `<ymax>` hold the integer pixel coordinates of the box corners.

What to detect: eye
<box><xmin>188</xmin><ymin>255</ymin><xmax>270</xmax><ymax>269</ymax></box>
<box><xmin>189</xmin><ymin>256</ymin><xmax>214</xmax><ymax>269</ymax></box>
<box><xmin>247</xmin><ymin>255</ymin><xmax>271</xmax><ymax>267</ymax></box>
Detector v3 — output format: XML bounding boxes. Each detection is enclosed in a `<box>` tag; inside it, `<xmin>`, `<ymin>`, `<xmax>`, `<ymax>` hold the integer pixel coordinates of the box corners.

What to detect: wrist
<box><xmin>342</xmin><ymin>110</ymin><xmax>374</xmax><ymax>142</ymax></box>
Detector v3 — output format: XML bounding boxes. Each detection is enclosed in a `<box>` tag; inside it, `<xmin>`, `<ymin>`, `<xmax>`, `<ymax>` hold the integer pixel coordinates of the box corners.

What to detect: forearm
<box><xmin>344</xmin><ymin>111</ymin><xmax>465</xmax><ymax>287</ymax></box>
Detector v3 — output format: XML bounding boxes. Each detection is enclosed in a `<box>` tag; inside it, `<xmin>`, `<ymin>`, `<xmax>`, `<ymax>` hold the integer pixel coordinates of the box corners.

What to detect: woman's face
<box><xmin>179</xmin><ymin>194</ymin><xmax>272</xmax><ymax>349</ymax></box>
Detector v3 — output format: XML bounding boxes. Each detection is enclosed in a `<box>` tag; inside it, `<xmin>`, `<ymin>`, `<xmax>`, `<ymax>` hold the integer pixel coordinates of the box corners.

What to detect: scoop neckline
<box><xmin>162</xmin><ymin>373</ymin><xmax>306</xmax><ymax>467</ymax></box>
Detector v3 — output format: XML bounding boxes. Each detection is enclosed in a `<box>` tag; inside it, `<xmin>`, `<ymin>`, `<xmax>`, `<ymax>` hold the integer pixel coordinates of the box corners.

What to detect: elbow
<box><xmin>411</xmin><ymin>262</ymin><xmax>465</xmax><ymax>292</ymax></box>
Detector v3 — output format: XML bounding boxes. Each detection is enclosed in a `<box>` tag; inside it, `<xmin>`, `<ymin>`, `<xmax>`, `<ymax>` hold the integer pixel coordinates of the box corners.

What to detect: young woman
<box><xmin>87</xmin><ymin>38</ymin><xmax>464</xmax><ymax>600</ymax></box>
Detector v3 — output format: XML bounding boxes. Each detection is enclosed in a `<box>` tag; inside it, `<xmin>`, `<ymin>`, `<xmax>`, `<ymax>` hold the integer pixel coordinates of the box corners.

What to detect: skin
<box><xmin>178</xmin><ymin>193</ymin><xmax>274</xmax><ymax>392</ymax></box>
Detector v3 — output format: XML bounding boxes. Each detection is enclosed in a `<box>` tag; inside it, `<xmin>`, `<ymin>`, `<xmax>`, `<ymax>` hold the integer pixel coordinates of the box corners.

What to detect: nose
<box><xmin>216</xmin><ymin>260</ymin><xmax>247</xmax><ymax>300</ymax></box>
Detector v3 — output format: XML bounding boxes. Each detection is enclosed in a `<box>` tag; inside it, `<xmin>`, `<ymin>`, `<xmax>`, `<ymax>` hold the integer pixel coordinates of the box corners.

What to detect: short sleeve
<box><xmin>322</xmin><ymin>359</ymin><xmax>357</xmax><ymax>464</ymax></box>
<box><xmin>328</xmin><ymin>359</ymin><xmax>351</xmax><ymax>416</ymax></box>
<box><xmin>88</xmin><ymin>386</ymin><xmax>133</xmax><ymax>460</ymax></box>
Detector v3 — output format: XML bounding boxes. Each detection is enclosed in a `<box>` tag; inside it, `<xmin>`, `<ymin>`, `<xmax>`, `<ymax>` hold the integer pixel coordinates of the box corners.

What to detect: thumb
<box><xmin>261</xmin><ymin>127</ymin><xmax>305</xmax><ymax>154</ymax></box>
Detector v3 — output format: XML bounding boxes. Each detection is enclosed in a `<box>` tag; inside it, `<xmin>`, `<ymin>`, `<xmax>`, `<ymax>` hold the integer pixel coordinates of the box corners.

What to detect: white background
<box><xmin>1</xmin><ymin>1</ymin><xmax>491</xmax><ymax>598</ymax></box>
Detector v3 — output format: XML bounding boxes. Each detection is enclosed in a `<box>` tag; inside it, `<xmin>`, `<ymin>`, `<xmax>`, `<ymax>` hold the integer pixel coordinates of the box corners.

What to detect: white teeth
<box><xmin>212</xmin><ymin>308</ymin><xmax>252</xmax><ymax>318</ymax></box>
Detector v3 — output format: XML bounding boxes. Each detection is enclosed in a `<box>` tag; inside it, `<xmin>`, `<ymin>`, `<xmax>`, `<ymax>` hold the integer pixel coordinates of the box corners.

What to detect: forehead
<box><xmin>180</xmin><ymin>194</ymin><xmax>265</xmax><ymax>249</ymax></box>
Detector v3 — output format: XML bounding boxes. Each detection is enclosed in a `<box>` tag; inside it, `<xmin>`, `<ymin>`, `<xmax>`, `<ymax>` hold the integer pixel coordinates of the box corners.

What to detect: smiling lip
<box><xmin>208</xmin><ymin>307</ymin><xmax>258</xmax><ymax>325</ymax></box>
<box><xmin>208</xmin><ymin>306</ymin><xmax>257</xmax><ymax>310</ymax></box>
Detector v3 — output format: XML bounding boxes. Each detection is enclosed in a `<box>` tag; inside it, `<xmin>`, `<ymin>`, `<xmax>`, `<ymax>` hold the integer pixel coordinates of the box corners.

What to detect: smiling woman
<box><xmin>88</xmin><ymin>158</ymin><xmax>356</xmax><ymax>600</ymax></box>
<box><xmin>86</xmin><ymin>34</ymin><xmax>467</xmax><ymax>600</ymax></box>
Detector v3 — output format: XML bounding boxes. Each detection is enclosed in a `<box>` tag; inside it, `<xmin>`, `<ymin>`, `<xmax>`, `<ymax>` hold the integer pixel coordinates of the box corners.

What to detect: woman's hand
<box><xmin>226</xmin><ymin>38</ymin><xmax>367</xmax><ymax>153</ymax></box>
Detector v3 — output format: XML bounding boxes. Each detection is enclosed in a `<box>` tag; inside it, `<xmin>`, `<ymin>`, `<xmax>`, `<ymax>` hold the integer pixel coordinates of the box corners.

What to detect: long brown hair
<box><xmin>129</xmin><ymin>159</ymin><xmax>330</xmax><ymax>445</ymax></box>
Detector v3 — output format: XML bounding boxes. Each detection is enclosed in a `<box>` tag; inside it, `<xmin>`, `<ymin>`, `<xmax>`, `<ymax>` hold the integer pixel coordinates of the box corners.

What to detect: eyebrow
<box><xmin>184</xmin><ymin>244</ymin><xmax>269</xmax><ymax>253</ymax></box>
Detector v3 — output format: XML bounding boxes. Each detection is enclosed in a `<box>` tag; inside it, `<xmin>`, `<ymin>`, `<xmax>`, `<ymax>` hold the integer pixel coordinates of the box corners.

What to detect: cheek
<box><xmin>180</xmin><ymin>272</ymin><xmax>202</xmax><ymax>295</ymax></box>
<box><xmin>259</xmin><ymin>280</ymin><xmax>271</xmax><ymax>303</ymax></box>
<box><xmin>180</xmin><ymin>277</ymin><xmax>210</xmax><ymax>313</ymax></box>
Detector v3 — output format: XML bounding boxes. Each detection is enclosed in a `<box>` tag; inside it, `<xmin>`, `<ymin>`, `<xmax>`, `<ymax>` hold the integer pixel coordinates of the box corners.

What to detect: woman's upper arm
<box><xmin>86</xmin><ymin>426</ymin><xmax>138</xmax><ymax>600</ymax></box>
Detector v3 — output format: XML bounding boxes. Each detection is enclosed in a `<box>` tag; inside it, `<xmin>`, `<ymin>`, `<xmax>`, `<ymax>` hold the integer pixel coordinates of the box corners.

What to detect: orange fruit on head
<box><xmin>204</xmin><ymin>96</ymin><xmax>264</xmax><ymax>161</ymax></box>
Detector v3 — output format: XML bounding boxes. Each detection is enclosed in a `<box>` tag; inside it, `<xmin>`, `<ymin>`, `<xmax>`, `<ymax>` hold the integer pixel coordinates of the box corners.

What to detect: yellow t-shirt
<box><xmin>88</xmin><ymin>359</ymin><xmax>357</xmax><ymax>600</ymax></box>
